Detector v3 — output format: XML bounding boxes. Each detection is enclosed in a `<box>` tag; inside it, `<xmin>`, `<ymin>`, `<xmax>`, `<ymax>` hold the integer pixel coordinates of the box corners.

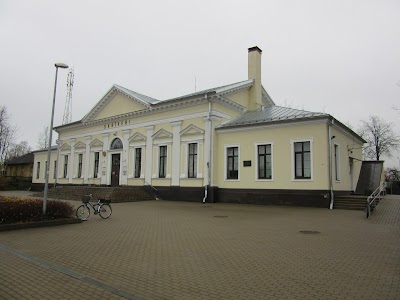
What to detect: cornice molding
<box><xmin>56</xmin><ymin>90</ymin><xmax>243</xmax><ymax>134</ymax></box>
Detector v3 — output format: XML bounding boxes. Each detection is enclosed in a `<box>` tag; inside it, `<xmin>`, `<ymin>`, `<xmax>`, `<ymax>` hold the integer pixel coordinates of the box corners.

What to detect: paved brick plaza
<box><xmin>0</xmin><ymin>192</ymin><xmax>399</xmax><ymax>300</ymax></box>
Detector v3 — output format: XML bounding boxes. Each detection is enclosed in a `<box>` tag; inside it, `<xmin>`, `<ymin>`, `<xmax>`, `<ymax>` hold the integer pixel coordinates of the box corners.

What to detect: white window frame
<box><xmin>224</xmin><ymin>144</ymin><xmax>240</xmax><ymax>181</ymax></box>
<box><xmin>291</xmin><ymin>138</ymin><xmax>313</xmax><ymax>181</ymax></box>
<box><xmin>44</xmin><ymin>161</ymin><xmax>48</xmax><ymax>179</ymax></box>
<box><xmin>74</xmin><ymin>149</ymin><xmax>85</xmax><ymax>178</ymax></box>
<box><xmin>133</xmin><ymin>147</ymin><xmax>143</xmax><ymax>179</ymax></box>
<box><xmin>255</xmin><ymin>142</ymin><xmax>274</xmax><ymax>181</ymax></box>
<box><xmin>77</xmin><ymin>153</ymin><xmax>83</xmax><ymax>179</ymax></box>
<box><xmin>334</xmin><ymin>143</ymin><xmax>341</xmax><ymax>182</ymax></box>
<box><xmin>158</xmin><ymin>145</ymin><xmax>168</xmax><ymax>178</ymax></box>
<box><xmin>93</xmin><ymin>151</ymin><xmax>100</xmax><ymax>179</ymax></box>
<box><xmin>36</xmin><ymin>162</ymin><xmax>40</xmax><ymax>179</ymax></box>
<box><xmin>63</xmin><ymin>155</ymin><xmax>69</xmax><ymax>178</ymax></box>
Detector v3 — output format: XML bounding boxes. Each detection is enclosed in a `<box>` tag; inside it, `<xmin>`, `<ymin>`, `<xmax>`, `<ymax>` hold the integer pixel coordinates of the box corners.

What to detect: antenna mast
<box><xmin>62</xmin><ymin>67</ymin><xmax>74</xmax><ymax>124</ymax></box>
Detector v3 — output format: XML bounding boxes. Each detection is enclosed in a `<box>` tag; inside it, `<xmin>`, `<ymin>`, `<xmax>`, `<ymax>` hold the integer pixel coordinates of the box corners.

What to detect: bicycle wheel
<box><xmin>99</xmin><ymin>204</ymin><xmax>112</xmax><ymax>219</ymax></box>
<box><xmin>76</xmin><ymin>204</ymin><xmax>90</xmax><ymax>221</ymax></box>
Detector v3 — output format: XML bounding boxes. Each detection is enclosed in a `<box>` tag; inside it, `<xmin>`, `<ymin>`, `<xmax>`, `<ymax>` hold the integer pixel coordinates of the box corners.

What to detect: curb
<box><xmin>0</xmin><ymin>218</ymin><xmax>82</xmax><ymax>232</ymax></box>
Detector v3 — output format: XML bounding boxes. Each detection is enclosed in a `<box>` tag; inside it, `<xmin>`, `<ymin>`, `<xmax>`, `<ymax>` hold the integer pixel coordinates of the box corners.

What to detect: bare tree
<box><xmin>0</xmin><ymin>106</ymin><xmax>18</xmax><ymax>173</ymax></box>
<box><xmin>358</xmin><ymin>115</ymin><xmax>400</xmax><ymax>160</ymax></box>
<box><xmin>37</xmin><ymin>126</ymin><xmax>50</xmax><ymax>149</ymax></box>
<box><xmin>385</xmin><ymin>167</ymin><xmax>400</xmax><ymax>182</ymax></box>
<box><xmin>7</xmin><ymin>140</ymin><xmax>32</xmax><ymax>159</ymax></box>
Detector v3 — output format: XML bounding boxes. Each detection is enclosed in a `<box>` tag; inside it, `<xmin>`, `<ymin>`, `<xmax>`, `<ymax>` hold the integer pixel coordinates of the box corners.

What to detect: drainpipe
<box><xmin>203</xmin><ymin>94</ymin><xmax>212</xmax><ymax>203</ymax></box>
<box><xmin>328</xmin><ymin>119</ymin><xmax>335</xmax><ymax>209</ymax></box>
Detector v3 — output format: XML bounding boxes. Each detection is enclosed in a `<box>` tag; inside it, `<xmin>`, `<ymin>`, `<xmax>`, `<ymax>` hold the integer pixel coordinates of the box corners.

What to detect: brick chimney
<box><xmin>248</xmin><ymin>46</ymin><xmax>263</xmax><ymax>110</ymax></box>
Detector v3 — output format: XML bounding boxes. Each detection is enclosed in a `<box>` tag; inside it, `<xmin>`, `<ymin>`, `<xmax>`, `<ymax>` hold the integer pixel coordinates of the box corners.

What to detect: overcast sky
<box><xmin>1</xmin><ymin>0</ymin><xmax>399</xmax><ymax>167</ymax></box>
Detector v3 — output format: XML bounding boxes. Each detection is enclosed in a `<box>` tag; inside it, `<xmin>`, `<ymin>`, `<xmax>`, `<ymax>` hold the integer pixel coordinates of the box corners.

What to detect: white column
<box><xmin>101</xmin><ymin>133</ymin><xmax>109</xmax><ymax>185</ymax></box>
<box><xmin>84</xmin><ymin>136</ymin><xmax>91</xmax><ymax>183</ymax></box>
<box><xmin>144</xmin><ymin>125</ymin><xmax>154</xmax><ymax>185</ymax></box>
<box><xmin>171</xmin><ymin>121</ymin><xmax>182</xmax><ymax>186</ymax></box>
<box><xmin>121</xmin><ymin>129</ymin><xmax>130</xmax><ymax>185</ymax></box>
<box><xmin>68</xmin><ymin>139</ymin><xmax>76</xmax><ymax>184</ymax></box>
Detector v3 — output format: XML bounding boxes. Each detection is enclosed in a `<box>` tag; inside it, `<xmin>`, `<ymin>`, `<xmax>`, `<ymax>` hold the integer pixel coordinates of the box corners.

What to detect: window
<box><xmin>134</xmin><ymin>148</ymin><xmax>142</xmax><ymax>178</ymax></box>
<box><xmin>294</xmin><ymin>141</ymin><xmax>311</xmax><ymax>179</ymax></box>
<box><xmin>110</xmin><ymin>138</ymin><xmax>123</xmax><ymax>150</ymax></box>
<box><xmin>45</xmin><ymin>161</ymin><xmax>48</xmax><ymax>179</ymax></box>
<box><xmin>63</xmin><ymin>155</ymin><xmax>68</xmax><ymax>178</ymax></box>
<box><xmin>94</xmin><ymin>152</ymin><xmax>99</xmax><ymax>178</ymax></box>
<box><xmin>257</xmin><ymin>144</ymin><xmax>272</xmax><ymax>179</ymax></box>
<box><xmin>159</xmin><ymin>146</ymin><xmax>167</xmax><ymax>178</ymax></box>
<box><xmin>227</xmin><ymin>146</ymin><xmax>238</xmax><ymax>179</ymax></box>
<box><xmin>78</xmin><ymin>154</ymin><xmax>83</xmax><ymax>178</ymax></box>
<box><xmin>334</xmin><ymin>144</ymin><xmax>340</xmax><ymax>181</ymax></box>
<box><xmin>188</xmin><ymin>143</ymin><xmax>197</xmax><ymax>178</ymax></box>
<box><xmin>36</xmin><ymin>162</ymin><xmax>40</xmax><ymax>179</ymax></box>
<box><xmin>53</xmin><ymin>160</ymin><xmax>57</xmax><ymax>179</ymax></box>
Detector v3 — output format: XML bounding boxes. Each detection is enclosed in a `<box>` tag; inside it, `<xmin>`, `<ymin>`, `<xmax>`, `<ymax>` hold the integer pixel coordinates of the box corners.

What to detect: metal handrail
<box><xmin>144</xmin><ymin>180</ymin><xmax>158</xmax><ymax>192</ymax></box>
<box><xmin>365</xmin><ymin>181</ymin><xmax>385</xmax><ymax>218</ymax></box>
<box><xmin>144</xmin><ymin>180</ymin><xmax>159</xmax><ymax>200</ymax></box>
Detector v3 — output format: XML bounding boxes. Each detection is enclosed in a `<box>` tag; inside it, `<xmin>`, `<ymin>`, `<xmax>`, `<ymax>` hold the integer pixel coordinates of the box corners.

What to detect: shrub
<box><xmin>0</xmin><ymin>196</ymin><xmax>74</xmax><ymax>224</ymax></box>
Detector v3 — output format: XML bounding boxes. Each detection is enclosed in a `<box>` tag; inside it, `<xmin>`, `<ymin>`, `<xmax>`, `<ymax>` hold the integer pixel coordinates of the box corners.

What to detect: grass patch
<box><xmin>0</xmin><ymin>196</ymin><xmax>74</xmax><ymax>224</ymax></box>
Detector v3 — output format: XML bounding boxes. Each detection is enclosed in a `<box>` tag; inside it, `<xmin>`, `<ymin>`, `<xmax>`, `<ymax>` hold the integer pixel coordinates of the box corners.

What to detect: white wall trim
<box><xmin>57</xmin><ymin>109</ymin><xmax>230</xmax><ymax>140</ymax></box>
<box><xmin>254</xmin><ymin>142</ymin><xmax>274</xmax><ymax>181</ymax></box>
<box><xmin>224</xmin><ymin>144</ymin><xmax>240</xmax><ymax>181</ymax></box>
<box><xmin>290</xmin><ymin>138</ymin><xmax>314</xmax><ymax>182</ymax></box>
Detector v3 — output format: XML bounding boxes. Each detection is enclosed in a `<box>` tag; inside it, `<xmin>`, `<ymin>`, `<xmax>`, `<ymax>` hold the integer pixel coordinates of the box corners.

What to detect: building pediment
<box><xmin>152</xmin><ymin>129</ymin><xmax>173</xmax><ymax>140</ymax></box>
<box><xmin>90</xmin><ymin>139</ymin><xmax>103</xmax><ymax>148</ymax></box>
<box><xmin>60</xmin><ymin>143</ymin><xmax>71</xmax><ymax>152</ymax></box>
<box><xmin>129</xmin><ymin>132</ymin><xmax>146</xmax><ymax>143</ymax></box>
<box><xmin>180</xmin><ymin>124</ymin><xmax>205</xmax><ymax>136</ymax></box>
<box><xmin>82</xmin><ymin>85</ymin><xmax>158</xmax><ymax>123</ymax></box>
<box><xmin>74</xmin><ymin>141</ymin><xmax>86</xmax><ymax>149</ymax></box>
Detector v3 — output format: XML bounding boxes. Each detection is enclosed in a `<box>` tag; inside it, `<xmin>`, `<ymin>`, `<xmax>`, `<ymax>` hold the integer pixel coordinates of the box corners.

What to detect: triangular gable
<box><xmin>74</xmin><ymin>141</ymin><xmax>86</xmax><ymax>149</ymax></box>
<box><xmin>90</xmin><ymin>139</ymin><xmax>103</xmax><ymax>148</ymax></box>
<box><xmin>82</xmin><ymin>85</ymin><xmax>155</xmax><ymax>123</ymax></box>
<box><xmin>180</xmin><ymin>124</ymin><xmax>205</xmax><ymax>136</ymax></box>
<box><xmin>152</xmin><ymin>129</ymin><xmax>173</xmax><ymax>139</ymax></box>
<box><xmin>129</xmin><ymin>132</ymin><xmax>146</xmax><ymax>143</ymax></box>
<box><xmin>60</xmin><ymin>143</ymin><xmax>71</xmax><ymax>151</ymax></box>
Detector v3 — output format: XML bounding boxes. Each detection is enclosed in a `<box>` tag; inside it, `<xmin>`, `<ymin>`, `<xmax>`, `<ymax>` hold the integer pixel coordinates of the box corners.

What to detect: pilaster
<box><xmin>121</xmin><ymin>129</ymin><xmax>131</xmax><ymax>185</ymax></box>
<box><xmin>84</xmin><ymin>136</ymin><xmax>91</xmax><ymax>182</ymax></box>
<box><xmin>101</xmin><ymin>133</ymin><xmax>109</xmax><ymax>185</ymax></box>
<box><xmin>171</xmin><ymin>121</ymin><xmax>182</xmax><ymax>186</ymax></box>
<box><xmin>68</xmin><ymin>139</ymin><xmax>76</xmax><ymax>184</ymax></box>
<box><xmin>144</xmin><ymin>125</ymin><xmax>154</xmax><ymax>185</ymax></box>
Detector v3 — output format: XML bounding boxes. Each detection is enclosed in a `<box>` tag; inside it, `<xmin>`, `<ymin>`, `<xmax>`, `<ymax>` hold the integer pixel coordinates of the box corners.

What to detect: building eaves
<box><xmin>32</xmin><ymin>145</ymin><xmax>58</xmax><ymax>153</ymax></box>
<box><xmin>6</xmin><ymin>152</ymin><xmax>34</xmax><ymax>165</ymax></box>
<box><xmin>217</xmin><ymin>106</ymin><xmax>328</xmax><ymax>129</ymax></box>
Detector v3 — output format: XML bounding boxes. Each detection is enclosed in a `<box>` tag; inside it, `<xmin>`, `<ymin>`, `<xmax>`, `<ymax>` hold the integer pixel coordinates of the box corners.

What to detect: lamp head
<box><xmin>55</xmin><ymin>63</ymin><xmax>69</xmax><ymax>69</ymax></box>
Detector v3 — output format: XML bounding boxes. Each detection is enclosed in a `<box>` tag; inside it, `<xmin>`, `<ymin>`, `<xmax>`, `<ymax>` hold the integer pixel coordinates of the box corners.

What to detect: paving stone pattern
<box><xmin>0</xmin><ymin>192</ymin><xmax>399</xmax><ymax>300</ymax></box>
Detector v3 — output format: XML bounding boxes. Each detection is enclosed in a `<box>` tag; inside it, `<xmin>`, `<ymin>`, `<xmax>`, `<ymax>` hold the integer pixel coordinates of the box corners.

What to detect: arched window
<box><xmin>110</xmin><ymin>138</ymin><xmax>123</xmax><ymax>150</ymax></box>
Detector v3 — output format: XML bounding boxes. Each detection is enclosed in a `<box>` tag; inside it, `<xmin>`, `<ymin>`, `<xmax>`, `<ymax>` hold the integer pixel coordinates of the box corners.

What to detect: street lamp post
<box><xmin>43</xmin><ymin>63</ymin><xmax>69</xmax><ymax>214</ymax></box>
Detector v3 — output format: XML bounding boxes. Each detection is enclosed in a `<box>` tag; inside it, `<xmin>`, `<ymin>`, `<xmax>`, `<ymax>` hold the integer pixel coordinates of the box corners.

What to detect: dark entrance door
<box><xmin>111</xmin><ymin>154</ymin><xmax>120</xmax><ymax>187</ymax></box>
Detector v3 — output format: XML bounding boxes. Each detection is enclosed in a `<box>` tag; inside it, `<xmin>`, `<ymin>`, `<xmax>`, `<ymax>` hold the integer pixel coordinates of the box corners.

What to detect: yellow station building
<box><xmin>32</xmin><ymin>47</ymin><xmax>365</xmax><ymax>207</ymax></box>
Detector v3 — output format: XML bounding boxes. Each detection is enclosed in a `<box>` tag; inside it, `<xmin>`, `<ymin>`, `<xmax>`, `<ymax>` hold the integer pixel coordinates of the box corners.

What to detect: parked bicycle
<box><xmin>76</xmin><ymin>194</ymin><xmax>112</xmax><ymax>221</ymax></box>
